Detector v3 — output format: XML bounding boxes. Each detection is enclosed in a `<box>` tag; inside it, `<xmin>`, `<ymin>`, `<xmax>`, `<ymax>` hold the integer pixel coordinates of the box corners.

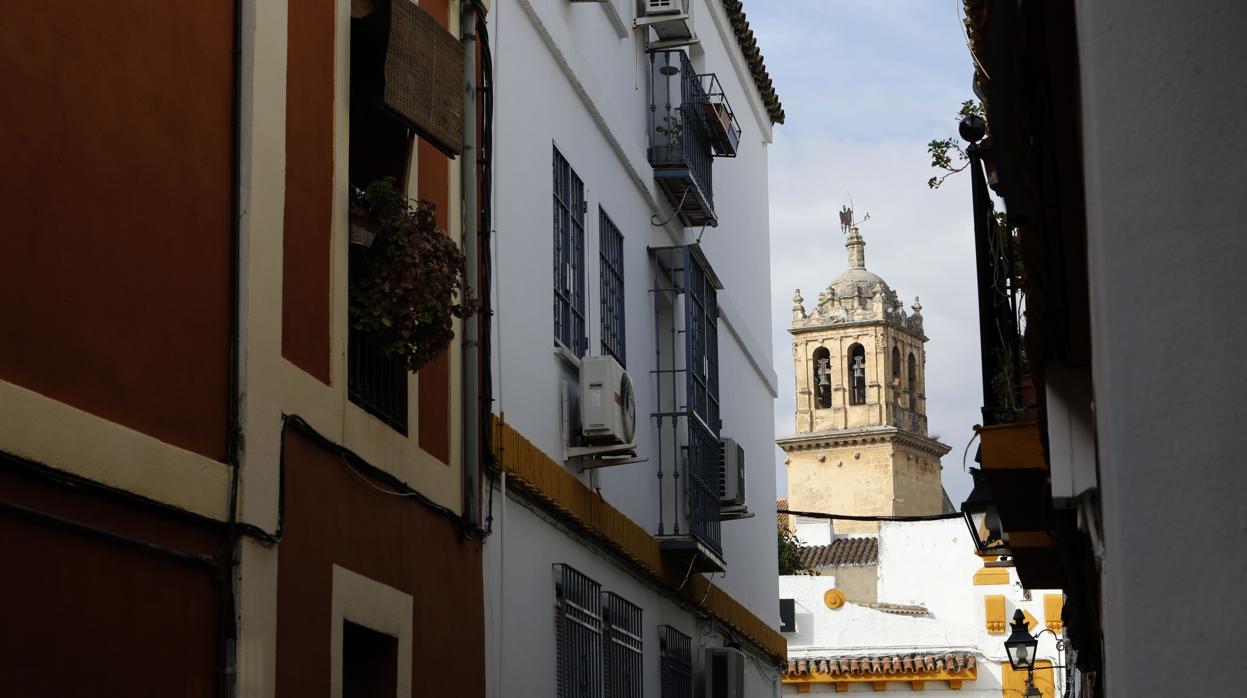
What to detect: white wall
<box><xmin>487</xmin><ymin>0</ymin><xmax>782</xmax><ymax>694</ymax></box>
<box><xmin>779</xmin><ymin>520</ymin><xmax>1063</xmax><ymax>695</ymax></box>
<box><xmin>1074</xmin><ymin>1</ymin><xmax>1247</xmax><ymax>695</ymax></box>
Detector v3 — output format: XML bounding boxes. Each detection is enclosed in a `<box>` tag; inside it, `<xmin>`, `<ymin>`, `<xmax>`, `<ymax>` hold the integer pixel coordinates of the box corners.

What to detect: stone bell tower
<box><xmin>777</xmin><ymin>225</ymin><xmax>951</xmax><ymax>533</ymax></box>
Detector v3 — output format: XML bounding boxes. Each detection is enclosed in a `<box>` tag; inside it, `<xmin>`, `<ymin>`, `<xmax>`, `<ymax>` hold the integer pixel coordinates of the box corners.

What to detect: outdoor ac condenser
<box><xmin>644</xmin><ymin>0</ymin><xmax>685</xmax><ymax>16</ymax></box>
<box><xmin>704</xmin><ymin>647</ymin><xmax>745</xmax><ymax>698</ymax></box>
<box><xmin>580</xmin><ymin>355</ymin><xmax>636</xmax><ymax>445</ymax></box>
<box><xmin>719</xmin><ymin>438</ymin><xmax>747</xmax><ymax>510</ymax></box>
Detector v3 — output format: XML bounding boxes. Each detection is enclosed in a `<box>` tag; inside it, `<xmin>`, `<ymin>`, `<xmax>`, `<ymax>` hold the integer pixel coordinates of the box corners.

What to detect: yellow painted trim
<box><xmin>1007</xmin><ymin>531</ymin><xmax>1056</xmax><ymax>548</ymax></box>
<box><xmin>1001</xmin><ymin>660</ymin><xmax>1054</xmax><ymax>697</ymax></box>
<box><xmin>1022</xmin><ymin>608</ymin><xmax>1039</xmax><ymax>631</ymax></box>
<box><xmin>984</xmin><ymin>594</ymin><xmax>1006</xmax><ymax>634</ymax></box>
<box><xmin>782</xmin><ymin>668</ymin><xmax>976</xmax><ymax>691</ymax></box>
<box><xmin>0</xmin><ymin>379</ymin><xmax>231</xmax><ymax>520</ymax></box>
<box><xmin>973</xmin><ymin>567</ymin><xmax>1010</xmax><ymax>586</ymax></box>
<box><xmin>1044</xmin><ymin>594</ymin><xmax>1064</xmax><ymax>632</ymax></box>
<box><xmin>491</xmin><ymin>416</ymin><xmax>786</xmax><ymax>663</ymax></box>
<box><xmin>977</xmin><ymin>421</ymin><xmax>1045</xmax><ymax>471</ymax></box>
<box><xmin>823</xmin><ymin>589</ymin><xmax>846</xmax><ymax>609</ymax></box>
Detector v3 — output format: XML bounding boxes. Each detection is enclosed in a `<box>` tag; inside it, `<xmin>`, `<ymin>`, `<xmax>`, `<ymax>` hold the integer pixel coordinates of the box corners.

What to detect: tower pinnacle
<box><xmin>846</xmin><ymin>226</ymin><xmax>866</xmax><ymax>270</ymax></box>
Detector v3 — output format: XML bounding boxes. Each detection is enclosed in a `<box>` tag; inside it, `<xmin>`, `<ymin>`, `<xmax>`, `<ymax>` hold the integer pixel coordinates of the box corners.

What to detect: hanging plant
<box><xmin>349</xmin><ymin>178</ymin><xmax>478</xmax><ymax>372</ymax></box>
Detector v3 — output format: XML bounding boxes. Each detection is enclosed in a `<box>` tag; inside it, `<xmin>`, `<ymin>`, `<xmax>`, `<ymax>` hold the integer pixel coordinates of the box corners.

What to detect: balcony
<box><xmin>648</xmin><ymin>50</ymin><xmax>738</xmax><ymax>228</ymax></box>
<box><xmin>650</xmin><ymin>245</ymin><xmax>724</xmax><ymax>572</ymax></box>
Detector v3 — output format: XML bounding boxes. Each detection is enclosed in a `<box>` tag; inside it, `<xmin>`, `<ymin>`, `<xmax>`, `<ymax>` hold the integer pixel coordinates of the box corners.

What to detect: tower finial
<box><xmin>846</xmin><ymin>226</ymin><xmax>866</xmax><ymax>269</ymax></box>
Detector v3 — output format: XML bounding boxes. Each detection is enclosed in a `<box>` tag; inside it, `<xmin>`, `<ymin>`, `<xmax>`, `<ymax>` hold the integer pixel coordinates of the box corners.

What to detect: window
<box><xmin>599</xmin><ymin>209</ymin><xmax>626</xmax><ymax>365</ymax></box>
<box><xmin>848</xmin><ymin>343</ymin><xmax>867</xmax><ymax>405</ymax></box>
<box><xmin>347</xmin><ymin>7</ymin><xmax>413</xmax><ymax>432</ymax></box>
<box><xmin>555</xmin><ymin>564</ymin><xmax>603</xmax><ymax>698</ymax></box>
<box><xmin>659</xmin><ymin>626</ymin><xmax>692</xmax><ymax>698</ymax></box>
<box><xmin>812</xmin><ymin>346</ymin><xmax>831</xmax><ymax>409</ymax></box>
<box><xmin>603</xmin><ymin>593</ymin><xmax>642</xmax><ymax>698</ymax></box>
<box><xmin>342</xmin><ymin>621</ymin><xmax>398</xmax><ymax>698</ymax></box>
<box><xmin>554</xmin><ymin>148</ymin><xmax>587</xmax><ymax>358</ymax></box>
<box><xmin>686</xmin><ymin>249</ymin><xmax>720</xmax><ymax>433</ymax></box>
<box><xmin>908</xmin><ymin>352</ymin><xmax>918</xmax><ymax>408</ymax></box>
<box><xmin>892</xmin><ymin>346</ymin><xmax>902</xmax><ymax>382</ymax></box>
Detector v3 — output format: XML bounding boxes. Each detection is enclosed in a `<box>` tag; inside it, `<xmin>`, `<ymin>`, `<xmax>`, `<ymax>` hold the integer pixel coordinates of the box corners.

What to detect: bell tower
<box><xmin>777</xmin><ymin>223</ymin><xmax>951</xmax><ymax>533</ymax></box>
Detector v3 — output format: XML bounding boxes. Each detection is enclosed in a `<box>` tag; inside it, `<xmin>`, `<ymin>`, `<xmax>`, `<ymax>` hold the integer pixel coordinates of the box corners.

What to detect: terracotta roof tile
<box><xmin>776</xmin><ymin>498</ymin><xmax>790</xmax><ymax>529</ymax></box>
<box><xmin>720</xmin><ymin>0</ymin><xmax>785</xmax><ymax>124</ymax></box>
<box><xmin>786</xmin><ymin>652</ymin><xmax>977</xmax><ymax>677</ymax></box>
<box><xmin>797</xmin><ymin>537</ymin><xmax>878</xmax><ymax>568</ymax></box>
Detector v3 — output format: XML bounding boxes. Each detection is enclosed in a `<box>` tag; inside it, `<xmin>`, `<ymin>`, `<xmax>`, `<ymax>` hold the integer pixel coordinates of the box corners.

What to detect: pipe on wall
<box><xmin>460</xmin><ymin>0</ymin><xmax>481</xmax><ymax>527</ymax></box>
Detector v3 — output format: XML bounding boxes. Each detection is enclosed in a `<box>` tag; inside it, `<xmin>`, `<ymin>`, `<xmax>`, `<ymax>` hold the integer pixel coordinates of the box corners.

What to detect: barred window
<box><xmin>555</xmin><ymin>564</ymin><xmax>603</xmax><ymax>698</ymax></box>
<box><xmin>599</xmin><ymin>209</ymin><xmax>626</xmax><ymax>365</ymax></box>
<box><xmin>554</xmin><ymin>148</ymin><xmax>587</xmax><ymax>357</ymax></box>
<box><xmin>659</xmin><ymin>626</ymin><xmax>692</xmax><ymax>698</ymax></box>
<box><xmin>602</xmin><ymin>592</ymin><xmax>642</xmax><ymax>698</ymax></box>
<box><xmin>686</xmin><ymin>250</ymin><xmax>720</xmax><ymax>433</ymax></box>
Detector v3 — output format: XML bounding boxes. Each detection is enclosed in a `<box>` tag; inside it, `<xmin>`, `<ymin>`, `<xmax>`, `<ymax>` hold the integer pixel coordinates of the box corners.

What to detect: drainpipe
<box><xmin>461</xmin><ymin>0</ymin><xmax>480</xmax><ymax>527</ymax></box>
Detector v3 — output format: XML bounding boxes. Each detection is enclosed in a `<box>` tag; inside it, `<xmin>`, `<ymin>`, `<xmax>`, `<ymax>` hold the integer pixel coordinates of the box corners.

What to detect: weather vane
<box><xmin>838</xmin><ymin>202</ymin><xmax>870</xmax><ymax>235</ymax></box>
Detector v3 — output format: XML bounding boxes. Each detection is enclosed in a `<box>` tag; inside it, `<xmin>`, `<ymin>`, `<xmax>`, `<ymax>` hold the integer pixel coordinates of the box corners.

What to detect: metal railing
<box><xmin>967</xmin><ymin>142</ymin><xmax>1027</xmax><ymax>425</ymax></box>
<box><xmin>648</xmin><ymin>49</ymin><xmax>714</xmax><ymax>210</ymax></box>
<box><xmin>555</xmin><ymin>564</ymin><xmax>604</xmax><ymax>698</ymax></box>
<box><xmin>651</xmin><ymin>245</ymin><xmax>724</xmax><ymax>558</ymax></box>
<box><xmin>602</xmin><ymin>592</ymin><xmax>643</xmax><ymax>698</ymax></box>
<box><xmin>658</xmin><ymin>626</ymin><xmax>693</xmax><ymax>698</ymax></box>
<box><xmin>348</xmin><ymin>328</ymin><xmax>409</xmax><ymax>433</ymax></box>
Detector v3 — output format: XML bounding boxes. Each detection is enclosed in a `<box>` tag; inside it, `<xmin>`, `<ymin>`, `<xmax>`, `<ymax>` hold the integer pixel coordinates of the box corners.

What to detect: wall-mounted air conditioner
<box><xmin>580</xmin><ymin>355</ymin><xmax>636</xmax><ymax>446</ymax></box>
<box><xmin>704</xmin><ymin>647</ymin><xmax>745</xmax><ymax>698</ymax></box>
<box><xmin>719</xmin><ymin>438</ymin><xmax>746</xmax><ymax>510</ymax></box>
<box><xmin>644</xmin><ymin>0</ymin><xmax>684</xmax><ymax>15</ymax></box>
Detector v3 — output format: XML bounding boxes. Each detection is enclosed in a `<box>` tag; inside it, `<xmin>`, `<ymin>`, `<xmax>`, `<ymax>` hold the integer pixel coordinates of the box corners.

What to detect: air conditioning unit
<box><xmin>704</xmin><ymin>647</ymin><xmax>745</xmax><ymax>698</ymax></box>
<box><xmin>719</xmin><ymin>438</ymin><xmax>746</xmax><ymax>510</ymax></box>
<box><xmin>580</xmin><ymin>355</ymin><xmax>636</xmax><ymax>445</ymax></box>
<box><xmin>644</xmin><ymin>0</ymin><xmax>684</xmax><ymax>16</ymax></box>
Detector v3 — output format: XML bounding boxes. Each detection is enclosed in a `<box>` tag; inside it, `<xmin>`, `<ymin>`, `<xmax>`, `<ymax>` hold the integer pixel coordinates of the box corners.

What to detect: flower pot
<box><xmin>349</xmin><ymin>207</ymin><xmax>378</xmax><ymax>247</ymax></box>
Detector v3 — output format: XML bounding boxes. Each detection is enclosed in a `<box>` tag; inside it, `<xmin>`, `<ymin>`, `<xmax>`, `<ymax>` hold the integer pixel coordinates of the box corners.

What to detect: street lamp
<box><xmin>1004</xmin><ymin>610</ymin><xmax>1039</xmax><ymax>671</ymax></box>
<box><xmin>961</xmin><ymin>467</ymin><xmax>1009</xmax><ymax>555</ymax></box>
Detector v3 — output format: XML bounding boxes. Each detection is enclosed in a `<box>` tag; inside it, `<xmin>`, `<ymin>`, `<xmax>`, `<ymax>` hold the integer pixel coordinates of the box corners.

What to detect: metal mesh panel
<box><xmin>383</xmin><ymin>0</ymin><xmax>463</xmax><ymax>155</ymax></box>
<box><xmin>659</xmin><ymin>626</ymin><xmax>693</xmax><ymax>698</ymax></box>
<box><xmin>602</xmin><ymin>593</ymin><xmax>642</xmax><ymax>698</ymax></box>
<box><xmin>555</xmin><ymin>565</ymin><xmax>603</xmax><ymax>698</ymax></box>
<box><xmin>599</xmin><ymin>209</ymin><xmax>626</xmax><ymax>365</ymax></box>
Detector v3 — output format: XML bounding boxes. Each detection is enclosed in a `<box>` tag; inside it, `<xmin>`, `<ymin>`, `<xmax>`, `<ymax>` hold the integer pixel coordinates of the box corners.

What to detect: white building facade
<box><xmin>781</xmin><ymin>519</ymin><xmax>1065</xmax><ymax>695</ymax></box>
<box><xmin>483</xmin><ymin>1</ymin><xmax>785</xmax><ymax>697</ymax></box>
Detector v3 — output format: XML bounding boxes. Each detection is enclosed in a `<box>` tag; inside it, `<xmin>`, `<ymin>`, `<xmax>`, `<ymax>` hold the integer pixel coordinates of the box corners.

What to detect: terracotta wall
<box><xmin>276</xmin><ymin>430</ymin><xmax>485</xmax><ymax>697</ymax></box>
<box><xmin>0</xmin><ymin>1</ymin><xmax>235</xmax><ymax>460</ymax></box>
<box><xmin>282</xmin><ymin>0</ymin><xmax>335</xmax><ymax>383</ymax></box>
<box><xmin>1</xmin><ymin>459</ymin><xmax>226</xmax><ymax>695</ymax></box>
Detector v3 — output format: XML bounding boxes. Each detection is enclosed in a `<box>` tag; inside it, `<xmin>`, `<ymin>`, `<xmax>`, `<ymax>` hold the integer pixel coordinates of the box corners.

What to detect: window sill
<box><xmin>554</xmin><ymin>342</ymin><xmax>582</xmax><ymax>372</ymax></box>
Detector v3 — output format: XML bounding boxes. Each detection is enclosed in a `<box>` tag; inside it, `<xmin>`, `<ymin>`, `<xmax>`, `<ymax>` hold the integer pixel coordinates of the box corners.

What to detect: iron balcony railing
<box><xmin>967</xmin><ymin>142</ymin><xmax>1027</xmax><ymax>426</ymax></box>
<box><xmin>648</xmin><ymin>50</ymin><xmax>718</xmax><ymax>226</ymax></box>
<box><xmin>348</xmin><ymin>328</ymin><xmax>408</xmax><ymax>433</ymax></box>
<box><xmin>651</xmin><ymin>245</ymin><xmax>724</xmax><ymax>560</ymax></box>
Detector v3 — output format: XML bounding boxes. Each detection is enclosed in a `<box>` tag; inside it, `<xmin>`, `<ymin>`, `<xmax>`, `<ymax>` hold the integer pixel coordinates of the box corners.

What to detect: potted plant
<box><xmin>349</xmin><ymin>178</ymin><xmax>479</xmax><ymax>372</ymax></box>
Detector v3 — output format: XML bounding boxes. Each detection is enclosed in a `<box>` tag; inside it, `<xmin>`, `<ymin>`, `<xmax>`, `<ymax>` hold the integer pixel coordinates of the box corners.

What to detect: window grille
<box><xmin>659</xmin><ymin>626</ymin><xmax>693</xmax><ymax>698</ymax></box>
<box><xmin>685</xmin><ymin>251</ymin><xmax>719</xmax><ymax>433</ymax></box>
<box><xmin>554</xmin><ymin>148</ymin><xmax>587</xmax><ymax>357</ymax></box>
<box><xmin>348</xmin><ymin>326</ymin><xmax>409</xmax><ymax>433</ymax></box>
<box><xmin>555</xmin><ymin>564</ymin><xmax>603</xmax><ymax>698</ymax></box>
<box><xmin>602</xmin><ymin>592</ymin><xmax>642</xmax><ymax>698</ymax></box>
<box><xmin>599</xmin><ymin>209</ymin><xmax>626</xmax><ymax>366</ymax></box>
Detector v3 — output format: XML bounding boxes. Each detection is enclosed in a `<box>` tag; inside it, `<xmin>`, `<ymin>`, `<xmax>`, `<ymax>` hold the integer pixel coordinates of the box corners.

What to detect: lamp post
<box><xmin>1002</xmin><ymin>608</ymin><xmax>1069</xmax><ymax>697</ymax></box>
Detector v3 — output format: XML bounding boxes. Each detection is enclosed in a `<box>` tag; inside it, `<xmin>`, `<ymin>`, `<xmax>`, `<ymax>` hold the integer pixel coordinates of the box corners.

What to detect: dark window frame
<box><xmin>555</xmin><ymin>564</ymin><xmax>603</xmax><ymax>698</ymax></box>
<box><xmin>554</xmin><ymin>147</ymin><xmax>587</xmax><ymax>358</ymax></box>
<box><xmin>812</xmin><ymin>346</ymin><xmax>832</xmax><ymax>409</ymax></box>
<box><xmin>599</xmin><ymin>208</ymin><xmax>626</xmax><ymax>366</ymax></box>
<box><xmin>602</xmin><ymin>592</ymin><xmax>642</xmax><ymax>698</ymax></box>
<box><xmin>658</xmin><ymin>625</ymin><xmax>693</xmax><ymax>698</ymax></box>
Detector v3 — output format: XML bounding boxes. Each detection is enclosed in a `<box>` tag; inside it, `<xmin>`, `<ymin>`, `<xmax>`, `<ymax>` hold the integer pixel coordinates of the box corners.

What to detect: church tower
<box><xmin>777</xmin><ymin>224</ymin><xmax>951</xmax><ymax>533</ymax></box>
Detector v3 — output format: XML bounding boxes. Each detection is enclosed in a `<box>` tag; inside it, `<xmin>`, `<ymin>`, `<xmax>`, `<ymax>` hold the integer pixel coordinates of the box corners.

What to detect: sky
<box><xmin>748</xmin><ymin>0</ymin><xmax>983</xmax><ymax>505</ymax></box>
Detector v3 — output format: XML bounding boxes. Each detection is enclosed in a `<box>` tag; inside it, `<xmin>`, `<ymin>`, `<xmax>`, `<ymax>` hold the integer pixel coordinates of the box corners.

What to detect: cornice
<box><xmin>777</xmin><ymin>426</ymin><xmax>952</xmax><ymax>459</ymax></box>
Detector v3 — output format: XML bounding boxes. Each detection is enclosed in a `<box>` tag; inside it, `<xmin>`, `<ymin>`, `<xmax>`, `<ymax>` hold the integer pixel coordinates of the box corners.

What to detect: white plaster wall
<box><xmin>876</xmin><ymin>519</ymin><xmax>982</xmax><ymax>622</ymax></box>
<box><xmin>486</xmin><ymin>0</ymin><xmax>781</xmax><ymax>694</ymax></box>
<box><xmin>485</xmin><ymin>488</ymin><xmax>779</xmax><ymax>698</ymax></box>
<box><xmin>1073</xmin><ymin>2</ymin><xmax>1247</xmax><ymax>695</ymax></box>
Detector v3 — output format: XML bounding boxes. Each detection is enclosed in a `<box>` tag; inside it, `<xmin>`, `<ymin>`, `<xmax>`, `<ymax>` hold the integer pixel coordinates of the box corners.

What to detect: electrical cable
<box><xmin>650</xmin><ymin>187</ymin><xmax>691</xmax><ymax>227</ymax></box>
<box><xmin>776</xmin><ymin>509</ymin><xmax>966</xmax><ymax>522</ymax></box>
